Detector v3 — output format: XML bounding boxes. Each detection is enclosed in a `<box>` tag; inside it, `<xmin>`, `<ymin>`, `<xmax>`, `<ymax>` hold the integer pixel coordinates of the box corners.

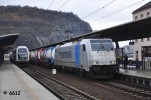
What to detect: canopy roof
<box><xmin>32</xmin><ymin>17</ymin><xmax>151</xmax><ymax>50</ymax></box>
<box><xmin>0</xmin><ymin>34</ymin><xmax>19</xmax><ymax>51</ymax></box>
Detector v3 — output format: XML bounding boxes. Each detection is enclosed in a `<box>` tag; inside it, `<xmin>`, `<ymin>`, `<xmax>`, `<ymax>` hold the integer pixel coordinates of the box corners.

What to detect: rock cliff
<box><xmin>0</xmin><ymin>6</ymin><xmax>92</xmax><ymax>49</ymax></box>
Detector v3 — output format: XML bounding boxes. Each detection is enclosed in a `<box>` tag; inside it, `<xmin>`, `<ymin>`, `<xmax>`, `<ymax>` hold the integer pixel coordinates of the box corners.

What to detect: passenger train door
<box><xmin>80</xmin><ymin>44</ymin><xmax>88</xmax><ymax>71</ymax></box>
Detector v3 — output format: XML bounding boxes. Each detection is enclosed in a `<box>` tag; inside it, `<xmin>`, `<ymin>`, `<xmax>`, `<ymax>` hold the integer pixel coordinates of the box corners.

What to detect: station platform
<box><xmin>0</xmin><ymin>61</ymin><xmax>59</xmax><ymax>100</ymax></box>
<box><xmin>119</xmin><ymin>68</ymin><xmax>151</xmax><ymax>79</ymax></box>
<box><xmin>119</xmin><ymin>66</ymin><xmax>151</xmax><ymax>86</ymax></box>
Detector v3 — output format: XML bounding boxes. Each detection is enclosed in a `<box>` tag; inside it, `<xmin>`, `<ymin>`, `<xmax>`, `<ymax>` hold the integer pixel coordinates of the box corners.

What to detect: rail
<box><xmin>22</xmin><ymin>67</ymin><xmax>98</xmax><ymax>100</ymax></box>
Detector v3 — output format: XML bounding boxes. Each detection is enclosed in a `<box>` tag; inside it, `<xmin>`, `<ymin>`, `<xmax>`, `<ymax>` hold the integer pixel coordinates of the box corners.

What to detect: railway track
<box><xmin>24</xmin><ymin>65</ymin><xmax>151</xmax><ymax>100</ymax></box>
<box><xmin>93</xmin><ymin>80</ymin><xmax>151</xmax><ymax>100</ymax></box>
<box><xmin>22</xmin><ymin>67</ymin><xmax>98</xmax><ymax>100</ymax></box>
<box><xmin>46</xmin><ymin>68</ymin><xmax>151</xmax><ymax>100</ymax></box>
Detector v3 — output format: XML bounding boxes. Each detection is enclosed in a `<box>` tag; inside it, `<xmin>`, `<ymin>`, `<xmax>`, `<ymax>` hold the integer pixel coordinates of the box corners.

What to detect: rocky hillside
<box><xmin>0</xmin><ymin>6</ymin><xmax>92</xmax><ymax>49</ymax></box>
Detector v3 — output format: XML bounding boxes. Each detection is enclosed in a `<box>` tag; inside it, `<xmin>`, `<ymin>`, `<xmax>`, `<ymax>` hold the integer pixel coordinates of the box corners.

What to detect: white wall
<box><xmin>134</xmin><ymin>38</ymin><xmax>151</xmax><ymax>61</ymax></box>
<box><xmin>133</xmin><ymin>8</ymin><xmax>151</xmax><ymax>21</ymax></box>
<box><xmin>133</xmin><ymin>8</ymin><xmax>151</xmax><ymax>61</ymax></box>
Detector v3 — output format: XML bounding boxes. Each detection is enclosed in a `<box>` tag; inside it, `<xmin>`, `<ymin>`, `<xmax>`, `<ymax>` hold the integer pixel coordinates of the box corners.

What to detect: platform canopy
<box><xmin>74</xmin><ymin>17</ymin><xmax>151</xmax><ymax>42</ymax></box>
<box><xmin>32</xmin><ymin>17</ymin><xmax>151</xmax><ymax>50</ymax></box>
<box><xmin>0</xmin><ymin>34</ymin><xmax>19</xmax><ymax>51</ymax></box>
<box><xmin>56</xmin><ymin>17</ymin><xmax>151</xmax><ymax>45</ymax></box>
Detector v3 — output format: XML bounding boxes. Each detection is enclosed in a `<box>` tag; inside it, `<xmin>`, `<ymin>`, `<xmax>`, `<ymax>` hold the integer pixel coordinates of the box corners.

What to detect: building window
<box><xmin>141</xmin><ymin>38</ymin><xmax>144</xmax><ymax>42</ymax></box>
<box><xmin>142</xmin><ymin>46</ymin><xmax>151</xmax><ymax>57</ymax></box>
<box><xmin>147</xmin><ymin>12</ymin><xmax>150</xmax><ymax>17</ymax></box>
<box><xmin>135</xmin><ymin>16</ymin><xmax>137</xmax><ymax>20</ymax></box>
<box><xmin>147</xmin><ymin>37</ymin><xmax>150</xmax><ymax>41</ymax></box>
<box><xmin>141</xmin><ymin>14</ymin><xmax>143</xmax><ymax>19</ymax></box>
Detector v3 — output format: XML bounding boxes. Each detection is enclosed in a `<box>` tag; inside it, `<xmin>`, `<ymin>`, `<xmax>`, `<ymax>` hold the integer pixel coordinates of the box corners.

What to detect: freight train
<box><xmin>29</xmin><ymin>39</ymin><xmax>119</xmax><ymax>78</ymax></box>
<box><xmin>10</xmin><ymin>46</ymin><xmax>29</xmax><ymax>66</ymax></box>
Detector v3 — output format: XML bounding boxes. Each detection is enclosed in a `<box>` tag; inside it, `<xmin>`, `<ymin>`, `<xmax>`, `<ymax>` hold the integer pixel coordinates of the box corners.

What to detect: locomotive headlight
<box><xmin>93</xmin><ymin>61</ymin><xmax>99</xmax><ymax>64</ymax></box>
<box><xmin>110</xmin><ymin>61</ymin><xmax>115</xmax><ymax>64</ymax></box>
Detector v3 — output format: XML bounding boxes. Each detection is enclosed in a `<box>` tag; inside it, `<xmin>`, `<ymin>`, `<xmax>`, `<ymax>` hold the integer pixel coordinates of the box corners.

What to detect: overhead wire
<box><xmin>47</xmin><ymin>0</ymin><xmax>55</xmax><ymax>10</ymax></box>
<box><xmin>58</xmin><ymin>0</ymin><xmax>70</xmax><ymax>11</ymax></box>
<box><xmin>90</xmin><ymin>0</ymin><xmax>145</xmax><ymax>23</ymax></box>
<box><xmin>82</xmin><ymin>0</ymin><xmax>117</xmax><ymax>19</ymax></box>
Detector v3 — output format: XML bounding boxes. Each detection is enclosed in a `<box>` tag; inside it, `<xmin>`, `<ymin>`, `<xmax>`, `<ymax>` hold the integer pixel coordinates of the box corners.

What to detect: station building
<box><xmin>132</xmin><ymin>1</ymin><xmax>151</xmax><ymax>68</ymax></box>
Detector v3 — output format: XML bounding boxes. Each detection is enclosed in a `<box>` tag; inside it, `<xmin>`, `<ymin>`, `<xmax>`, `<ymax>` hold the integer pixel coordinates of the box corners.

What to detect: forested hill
<box><xmin>0</xmin><ymin>6</ymin><xmax>92</xmax><ymax>49</ymax></box>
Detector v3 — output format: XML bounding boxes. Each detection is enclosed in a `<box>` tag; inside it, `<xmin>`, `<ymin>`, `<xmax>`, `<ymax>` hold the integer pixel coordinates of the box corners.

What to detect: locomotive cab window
<box><xmin>18</xmin><ymin>48</ymin><xmax>28</xmax><ymax>58</ymax></box>
<box><xmin>90</xmin><ymin>40</ymin><xmax>113</xmax><ymax>51</ymax></box>
<box><xmin>18</xmin><ymin>48</ymin><xmax>28</xmax><ymax>53</ymax></box>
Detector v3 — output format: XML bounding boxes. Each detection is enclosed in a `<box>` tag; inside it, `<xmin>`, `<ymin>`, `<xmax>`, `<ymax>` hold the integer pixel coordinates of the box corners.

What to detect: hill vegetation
<box><xmin>0</xmin><ymin>6</ymin><xmax>92</xmax><ymax>49</ymax></box>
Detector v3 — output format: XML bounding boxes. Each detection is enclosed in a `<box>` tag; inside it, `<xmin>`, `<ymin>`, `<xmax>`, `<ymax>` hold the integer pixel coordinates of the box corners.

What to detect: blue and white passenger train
<box><xmin>10</xmin><ymin>46</ymin><xmax>29</xmax><ymax>66</ymax></box>
<box><xmin>29</xmin><ymin>39</ymin><xmax>119</xmax><ymax>78</ymax></box>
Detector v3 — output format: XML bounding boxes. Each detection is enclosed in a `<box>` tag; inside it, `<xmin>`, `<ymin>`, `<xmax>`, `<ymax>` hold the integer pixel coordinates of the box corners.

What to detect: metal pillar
<box><xmin>115</xmin><ymin>41</ymin><xmax>119</xmax><ymax>49</ymax></box>
<box><xmin>0</xmin><ymin>48</ymin><xmax>4</xmax><ymax>66</ymax></box>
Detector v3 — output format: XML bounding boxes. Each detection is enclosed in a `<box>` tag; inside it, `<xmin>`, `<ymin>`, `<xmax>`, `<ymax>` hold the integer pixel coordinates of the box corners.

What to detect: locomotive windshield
<box><xmin>18</xmin><ymin>48</ymin><xmax>28</xmax><ymax>57</ymax></box>
<box><xmin>18</xmin><ymin>48</ymin><xmax>28</xmax><ymax>53</ymax></box>
<box><xmin>90</xmin><ymin>40</ymin><xmax>113</xmax><ymax>51</ymax></box>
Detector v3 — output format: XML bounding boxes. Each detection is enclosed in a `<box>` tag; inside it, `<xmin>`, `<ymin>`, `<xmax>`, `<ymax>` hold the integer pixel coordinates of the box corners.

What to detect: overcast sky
<box><xmin>0</xmin><ymin>0</ymin><xmax>150</xmax><ymax>47</ymax></box>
